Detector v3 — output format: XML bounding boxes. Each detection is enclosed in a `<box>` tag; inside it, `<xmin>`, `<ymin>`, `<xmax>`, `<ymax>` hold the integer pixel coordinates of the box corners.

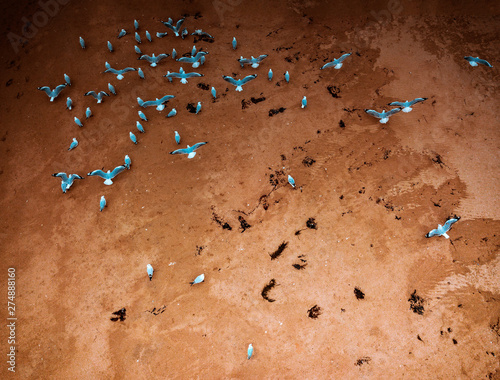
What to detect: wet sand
<box><xmin>0</xmin><ymin>0</ymin><xmax>499</xmax><ymax>378</ymax></box>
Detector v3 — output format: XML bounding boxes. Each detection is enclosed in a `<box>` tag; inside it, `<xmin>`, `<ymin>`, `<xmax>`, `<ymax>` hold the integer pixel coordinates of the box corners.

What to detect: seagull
<box><xmin>87</xmin><ymin>165</ymin><xmax>127</xmax><ymax>185</ymax></box>
<box><xmin>100</xmin><ymin>195</ymin><xmax>106</xmax><ymax>211</ymax></box>
<box><xmin>139</xmin><ymin>53</ymin><xmax>169</xmax><ymax>67</ymax></box>
<box><xmin>86</xmin><ymin>107</ymin><xmax>92</xmax><ymax>119</ymax></box>
<box><xmin>174</xmin><ymin>131</ymin><xmax>180</xmax><ymax>144</ymax></box>
<box><xmin>107</xmin><ymin>41</ymin><xmax>113</xmax><ymax>52</ymax></box>
<box><xmin>68</xmin><ymin>137</ymin><xmax>78</xmax><ymax>151</ymax></box>
<box><xmin>320</xmin><ymin>53</ymin><xmax>352</xmax><ymax>70</ymax></box>
<box><xmin>38</xmin><ymin>84</ymin><xmax>66</xmax><ymax>101</ymax></box>
<box><xmin>191</xmin><ymin>45</ymin><xmax>197</xmax><ymax>56</ymax></box>
<box><xmin>147</xmin><ymin>264</ymin><xmax>154</xmax><ymax>281</ymax></box>
<box><xmin>105</xmin><ymin>61</ymin><xmax>111</xmax><ymax>69</ymax></box>
<box><xmin>85</xmin><ymin>91</ymin><xmax>110</xmax><ymax>103</ymax></box>
<box><xmin>180</xmin><ymin>28</ymin><xmax>188</xmax><ymax>40</ymax></box>
<box><xmin>124</xmin><ymin>155</ymin><xmax>131</xmax><ymax>169</ymax></box>
<box><xmin>288</xmin><ymin>175</ymin><xmax>295</xmax><ymax>188</ymax></box>
<box><xmin>268</xmin><ymin>69</ymin><xmax>273</xmax><ymax>81</ymax></box>
<box><xmin>191</xmin><ymin>29</ymin><xmax>214</xmax><ymax>39</ymax></box>
<box><xmin>170</xmin><ymin>142</ymin><xmax>208</xmax><ymax>159</ymax></box>
<box><xmin>104</xmin><ymin>65</ymin><xmax>136</xmax><ymax>80</ymax></box>
<box><xmin>190</xmin><ymin>273</ymin><xmax>204</xmax><ymax>285</ymax></box>
<box><xmin>52</xmin><ymin>172</ymin><xmax>84</xmax><ymax>193</ymax></box>
<box><xmin>177</xmin><ymin>51</ymin><xmax>208</xmax><ymax>68</ymax></box>
<box><xmin>464</xmin><ymin>56</ymin><xmax>492</xmax><ymax>67</ymax></box>
<box><xmin>387</xmin><ymin>98</ymin><xmax>427</xmax><ymax>113</ymax></box>
<box><xmin>108</xmin><ymin>83</ymin><xmax>116</xmax><ymax>95</ymax></box>
<box><xmin>138</xmin><ymin>67</ymin><xmax>145</xmax><ymax>79</ymax></box>
<box><xmin>136</xmin><ymin>121</ymin><xmax>145</xmax><ymax>133</ymax></box>
<box><xmin>238</xmin><ymin>55</ymin><xmax>267</xmax><ymax>68</ymax></box>
<box><xmin>167</xmin><ymin>108</ymin><xmax>177</xmax><ymax>118</ymax></box>
<box><xmin>364</xmin><ymin>108</ymin><xmax>402</xmax><ymax>124</ymax></box>
<box><xmin>195</xmin><ymin>102</ymin><xmax>202</xmax><ymax>114</ymax></box>
<box><xmin>74</xmin><ymin>117</ymin><xmax>83</xmax><ymax>127</ymax></box>
<box><xmin>66</xmin><ymin>97</ymin><xmax>72</xmax><ymax>110</ymax></box>
<box><xmin>135</xmin><ymin>32</ymin><xmax>141</xmax><ymax>44</ymax></box>
<box><xmin>64</xmin><ymin>73</ymin><xmax>71</xmax><ymax>86</ymax></box>
<box><xmin>118</xmin><ymin>29</ymin><xmax>126</xmax><ymax>38</ymax></box>
<box><xmin>156</xmin><ymin>32</ymin><xmax>168</xmax><ymax>38</ymax></box>
<box><xmin>211</xmin><ymin>87</ymin><xmax>216</xmax><ymax>99</ymax></box>
<box><xmin>164</xmin><ymin>67</ymin><xmax>204</xmax><ymax>84</ymax></box>
<box><xmin>285</xmin><ymin>71</ymin><xmax>290</xmax><ymax>83</ymax></box>
<box><xmin>79</xmin><ymin>36</ymin><xmax>85</xmax><ymax>49</ymax></box>
<box><xmin>247</xmin><ymin>344</ymin><xmax>253</xmax><ymax>360</ymax></box>
<box><xmin>161</xmin><ymin>18</ymin><xmax>185</xmax><ymax>36</ymax></box>
<box><xmin>425</xmin><ymin>216</ymin><xmax>460</xmax><ymax>239</ymax></box>
<box><xmin>146</xmin><ymin>30</ymin><xmax>152</xmax><ymax>42</ymax></box>
<box><xmin>134</xmin><ymin>45</ymin><xmax>142</xmax><ymax>55</ymax></box>
<box><xmin>301</xmin><ymin>96</ymin><xmax>307</xmax><ymax>109</ymax></box>
<box><xmin>134</xmin><ymin>19</ymin><xmax>139</xmax><ymax>30</ymax></box>
<box><xmin>138</xmin><ymin>111</ymin><xmax>147</xmax><ymax>121</ymax></box>
<box><xmin>222</xmin><ymin>74</ymin><xmax>257</xmax><ymax>92</ymax></box>
<box><xmin>232</xmin><ymin>37</ymin><xmax>237</xmax><ymax>50</ymax></box>
<box><xmin>130</xmin><ymin>131</ymin><xmax>137</xmax><ymax>144</ymax></box>
<box><xmin>171</xmin><ymin>48</ymin><xmax>177</xmax><ymax>59</ymax></box>
<box><xmin>137</xmin><ymin>95</ymin><xmax>175</xmax><ymax>111</ymax></box>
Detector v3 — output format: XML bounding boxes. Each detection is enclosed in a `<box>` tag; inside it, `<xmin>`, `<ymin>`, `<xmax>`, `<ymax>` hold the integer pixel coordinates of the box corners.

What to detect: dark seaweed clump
<box><xmin>302</xmin><ymin>156</ymin><xmax>316</xmax><ymax>167</ymax></box>
<box><xmin>270</xmin><ymin>241</ymin><xmax>288</xmax><ymax>260</ymax></box>
<box><xmin>238</xmin><ymin>216</ymin><xmax>251</xmax><ymax>232</ymax></box>
<box><xmin>408</xmin><ymin>290</ymin><xmax>425</xmax><ymax>315</ymax></box>
<box><xmin>261</xmin><ymin>279</ymin><xmax>277</xmax><ymax>302</ymax></box>
<box><xmin>269</xmin><ymin>107</ymin><xmax>286</xmax><ymax>117</ymax></box>
<box><xmin>354</xmin><ymin>287</ymin><xmax>365</xmax><ymax>300</ymax></box>
<box><xmin>307</xmin><ymin>305</ymin><xmax>322</xmax><ymax>319</ymax></box>
<box><xmin>186</xmin><ymin>103</ymin><xmax>197</xmax><ymax>113</ymax></box>
<box><xmin>197</xmin><ymin>82</ymin><xmax>210</xmax><ymax>90</ymax></box>
<box><xmin>110</xmin><ymin>308</ymin><xmax>126</xmax><ymax>322</ymax></box>
<box><xmin>306</xmin><ymin>218</ymin><xmax>317</xmax><ymax>229</ymax></box>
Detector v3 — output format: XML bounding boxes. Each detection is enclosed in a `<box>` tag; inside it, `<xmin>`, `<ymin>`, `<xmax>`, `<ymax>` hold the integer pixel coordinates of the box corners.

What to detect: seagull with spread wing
<box><xmin>38</xmin><ymin>84</ymin><xmax>67</xmax><ymax>102</ymax></box>
<box><xmin>87</xmin><ymin>165</ymin><xmax>127</xmax><ymax>185</ymax></box>
<box><xmin>320</xmin><ymin>53</ymin><xmax>352</xmax><ymax>70</ymax></box>
<box><xmin>388</xmin><ymin>98</ymin><xmax>427</xmax><ymax>113</ymax></box>
<box><xmin>425</xmin><ymin>216</ymin><xmax>460</xmax><ymax>239</ymax></box>
<box><xmin>364</xmin><ymin>108</ymin><xmax>402</xmax><ymax>124</ymax></box>
<box><xmin>222</xmin><ymin>74</ymin><xmax>257</xmax><ymax>92</ymax></box>
<box><xmin>170</xmin><ymin>142</ymin><xmax>208</xmax><ymax>159</ymax></box>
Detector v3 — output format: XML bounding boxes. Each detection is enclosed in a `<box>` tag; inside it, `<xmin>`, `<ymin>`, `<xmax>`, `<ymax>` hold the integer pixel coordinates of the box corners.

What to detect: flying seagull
<box><xmin>87</xmin><ymin>165</ymin><xmax>127</xmax><ymax>185</ymax></box>
<box><xmin>124</xmin><ymin>155</ymin><xmax>131</xmax><ymax>169</ymax></box>
<box><xmin>238</xmin><ymin>55</ymin><xmax>267</xmax><ymax>68</ymax></box>
<box><xmin>38</xmin><ymin>84</ymin><xmax>67</xmax><ymax>102</ymax></box>
<box><xmin>52</xmin><ymin>172</ymin><xmax>84</xmax><ymax>193</ymax></box>
<box><xmin>139</xmin><ymin>53</ymin><xmax>169</xmax><ymax>67</ymax></box>
<box><xmin>164</xmin><ymin>67</ymin><xmax>204</xmax><ymax>84</ymax></box>
<box><xmin>364</xmin><ymin>108</ymin><xmax>402</xmax><ymax>124</ymax></box>
<box><xmin>464</xmin><ymin>56</ymin><xmax>492</xmax><ymax>67</ymax></box>
<box><xmin>288</xmin><ymin>175</ymin><xmax>295</xmax><ymax>188</ymax></box>
<box><xmin>118</xmin><ymin>29</ymin><xmax>126</xmax><ymax>38</ymax></box>
<box><xmin>177</xmin><ymin>51</ymin><xmax>208</xmax><ymax>68</ymax></box>
<box><xmin>170</xmin><ymin>142</ymin><xmax>208</xmax><ymax>159</ymax></box>
<box><xmin>247</xmin><ymin>344</ymin><xmax>253</xmax><ymax>360</ymax></box>
<box><xmin>425</xmin><ymin>216</ymin><xmax>460</xmax><ymax>239</ymax></box>
<box><xmin>191</xmin><ymin>29</ymin><xmax>214</xmax><ymax>39</ymax></box>
<box><xmin>222</xmin><ymin>74</ymin><xmax>257</xmax><ymax>92</ymax></box>
<box><xmin>66</xmin><ymin>97</ymin><xmax>72</xmax><ymax>110</ymax></box>
<box><xmin>68</xmin><ymin>137</ymin><xmax>78</xmax><ymax>151</ymax></box>
<box><xmin>100</xmin><ymin>195</ymin><xmax>106</xmax><ymax>212</ymax></box>
<box><xmin>147</xmin><ymin>264</ymin><xmax>154</xmax><ymax>281</ymax></box>
<box><xmin>190</xmin><ymin>273</ymin><xmax>205</xmax><ymax>285</ymax></box>
<box><xmin>85</xmin><ymin>91</ymin><xmax>110</xmax><ymax>103</ymax></box>
<box><xmin>64</xmin><ymin>73</ymin><xmax>71</xmax><ymax>86</ymax></box>
<box><xmin>161</xmin><ymin>18</ymin><xmax>185</xmax><ymax>36</ymax></box>
<box><xmin>104</xmin><ymin>65</ymin><xmax>136</xmax><ymax>80</ymax></box>
<box><xmin>388</xmin><ymin>98</ymin><xmax>427</xmax><ymax>113</ymax></box>
<box><xmin>320</xmin><ymin>53</ymin><xmax>352</xmax><ymax>70</ymax></box>
<box><xmin>137</xmin><ymin>95</ymin><xmax>175</xmax><ymax>110</ymax></box>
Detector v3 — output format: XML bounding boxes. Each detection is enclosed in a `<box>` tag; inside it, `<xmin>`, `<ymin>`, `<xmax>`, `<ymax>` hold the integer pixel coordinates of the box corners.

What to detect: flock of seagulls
<box><xmin>42</xmin><ymin>13</ymin><xmax>493</xmax><ymax>360</ymax></box>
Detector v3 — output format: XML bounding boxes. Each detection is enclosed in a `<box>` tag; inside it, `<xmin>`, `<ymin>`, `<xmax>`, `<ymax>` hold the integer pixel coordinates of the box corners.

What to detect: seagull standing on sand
<box><xmin>222</xmin><ymin>74</ymin><xmax>257</xmax><ymax>92</ymax></box>
<box><xmin>66</xmin><ymin>97</ymin><xmax>73</xmax><ymax>110</ymax></box>
<box><xmin>464</xmin><ymin>56</ymin><xmax>492</xmax><ymax>67</ymax></box>
<box><xmin>85</xmin><ymin>91</ymin><xmax>110</xmax><ymax>103</ymax></box>
<box><xmin>52</xmin><ymin>172</ymin><xmax>84</xmax><ymax>193</ymax></box>
<box><xmin>38</xmin><ymin>84</ymin><xmax>67</xmax><ymax>102</ymax></box>
<box><xmin>68</xmin><ymin>137</ymin><xmax>78</xmax><ymax>151</ymax></box>
<box><xmin>285</xmin><ymin>71</ymin><xmax>290</xmax><ymax>83</ymax></box>
<box><xmin>170</xmin><ymin>142</ymin><xmax>208</xmax><ymax>159</ymax></box>
<box><xmin>195</xmin><ymin>102</ymin><xmax>202</xmax><ymax>114</ymax></box>
<box><xmin>64</xmin><ymin>74</ymin><xmax>71</xmax><ymax>86</ymax></box>
<box><xmin>167</xmin><ymin>108</ymin><xmax>177</xmax><ymax>118</ymax></box>
<box><xmin>118</xmin><ymin>29</ymin><xmax>126</xmax><ymax>38</ymax></box>
<box><xmin>364</xmin><ymin>108</ymin><xmax>402</xmax><ymax>124</ymax></box>
<box><xmin>190</xmin><ymin>273</ymin><xmax>205</xmax><ymax>285</ymax></box>
<box><xmin>87</xmin><ymin>165</ymin><xmax>127</xmax><ymax>185</ymax></box>
<box><xmin>268</xmin><ymin>69</ymin><xmax>273</xmax><ymax>81</ymax></box>
<box><xmin>134</xmin><ymin>45</ymin><xmax>142</xmax><ymax>55</ymax></box>
<box><xmin>130</xmin><ymin>131</ymin><xmax>138</xmax><ymax>144</ymax></box>
<box><xmin>74</xmin><ymin>117</ymin><xmax>83</xmax><ymax>127</ymax></box>
<box><xmin>107</xmin><ymin>41</ymin><xmax>113</xmax><ymax>52</ymax></box>
<box><xmin>288</xmin><ymin>175</ymin><xmax>296</xmax><ymax>188</ymax></box>
<box><xmin>232</xmin><ymin>37</ymin><xmax>237</xmax><ymax>50</ymax></box>
<box><xmin>147</xmin><ymin>264</ymin><xmax>154</xmax><ymax>281</ymax></box>
<box><xmin>247</xmin><ymin>344</ymin><xmax>253</xmax><ymax>360</ymax></box>
<box><xmin>174</xmin><ymin>131</ymin><xmax>181</xmax><ymax>144</ymax></box>
<box><xmin>425</xmin><ymin>216</ymin><xmax>460</xmax><ymax>239</ymax></box>
<box><xmin>138</xmin><ymin>68</ymin><xmax>145</xmax><ymax>79</ymax></box>
<box><xmin>157</xmin><ymin>31</ymin><xmax>168</xmax><ymax>38</ymax></box>
<box><xmin>86</xmin><ymin>107</ymin><xmax>92</xmax><ymax>119</ymax></box>
<box><xmin>134</xmin><ymin>19</ymin><xmax>139</xmax><ymax>30</ymax></box>
<box><xmin>320</xmin><ymin>53</ymin><xmax>352</xmax><ymax>70</ymax></box>
<box><xmin>301</xmin><ymin>96</ymin><xmax>307</xmax><ymax>109</ymax></box>
<box><xmin>108</xmin><ymin>83</ymin><xmax>116</xmax><ymax>95</ymax></box>
<box><xmin>138</xmin><ymin>111</ymin><xmax>148</xmax><ymax>121</ymax></box>
<box><xmin>211</xmin><ymin>87</ymin><xmax>216</xmax><ymax>99</ymax></box>
<box><xmin>146</xmin><ymin>31</ymin><xmax>152</xmax><ymax>42</ymax></box>
<box><xmin>79</xmin><ymin>36</ymin><xmax>85</xmax><ymax>49</ymax></box>
<box><xmin>388</xmin><ymin>98</ymin><xmax>427</xmax><ymax>113</ymax></box>
<box><xmin>135</xmin><ymin>32</ymin><xmax>141</xmax><ymax>44</ymax></box>
<box><xmin>100</xmin><ymin>196</ymin><xmax>106</xmax><ymax>211</ymax></box>
<box><xmin>124</xmin><ymin>155</ymin><xmax>131</xmax><ymax>169</ymax></box>
<box><xmin>136</xmin><ymin>121</ymin><xmax>145</xmax><ymax>133</ymax></box>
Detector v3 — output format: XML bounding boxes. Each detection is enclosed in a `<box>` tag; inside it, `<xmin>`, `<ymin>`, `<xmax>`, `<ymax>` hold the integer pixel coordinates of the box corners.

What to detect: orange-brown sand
<box><xmin>1</xmin><ymin>0</ymin><xmax>499</xmax><ymax>378</ymax></box>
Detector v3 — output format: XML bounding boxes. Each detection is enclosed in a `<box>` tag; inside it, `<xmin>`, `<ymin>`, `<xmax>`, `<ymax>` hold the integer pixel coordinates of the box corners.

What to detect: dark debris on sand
<box><xmin>110</xmin><ymin>308</ymin><xmax>126</xmax><ymax>322</ymax></box>
<box><xmin>197</xmin><ymin>82</ymin><xmax>210</xmax><ymax>90</ymax></box>
<box><xmin>355</xmin><ymin>357</ymin><xmax>371</xmax><ymax>366</ymax></box>
<box><xmin>327</xmin><ymin>85</ymin><xmax>341</xmax><ymax>98</ymax></box>
<box><xmin>186</xmin><ymin>103</ymin><xmax>197</xmax><ymax>113</ymax></box>
<box><xmin>261</xmin><ymin>279</ymin><xmax>277</xmax><ymax>302</ymax></box>
<box><xmin>302</xmin><ymin>156</ymin><xmax>316</xmax><ymax>167</ymax></box>
<box><xmin>307</xmin><ymin>305</ymin><xmax>322</xmax><ymax>319</ymax></box>
<box><xmin>270</xmin><ymin>241</ymin><xmax>288</xmax><ymax>260</ymax></box>
<box><xmin>354</xmin><ymin>287</ymin><xmax>365</xmax><ymax>300</ymax></box>
<box><xmin>269</xmin><ymin>107</ymin><xmax>286</xmax><ymax>117</ymax></box>
<box><xmin>409</xmin><ymin>290</ymin><xmax>425</xmax><ymax>315</ymax></box>
<box><xmin>212</xmin><ymin>212</ymin><xmax>232</xmax><ymax>231</ymax></box>
<box><xmin>238</xmin><ymin>216</ymin><xmax>251</xmax><ymax>232</ymax></box>
<box><xmin>242</xmin><ymin>96</ymin><xmax>266</xmax><ymax>109</ymax></box>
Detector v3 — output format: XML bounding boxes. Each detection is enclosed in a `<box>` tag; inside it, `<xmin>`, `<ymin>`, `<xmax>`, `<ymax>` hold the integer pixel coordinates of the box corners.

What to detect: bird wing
<box><xmin>477</xmin><ymin>58</ymin><xmax>492</xmax><ymax>67</ymax></box>
<box><xmin>104</xmin><ymin>68</ymin><xmax>119</xmax><ymax>74</ymax></box>
<box><xmin>443</xmin><ymin>217</ymin><xmax>460</xmax><ymax>231</ymax></box>
<box><xmin>85</xmin><ymin>91</ymin><xmax>97</xmax><ymax>98</ymax></box>
<box><xmin>120</xmin><ymin>67</ymin><xmax>136</xmax><ymax>73</ymax></box>
<box><xmin>464</xmin><ymin>56</ymin><xmax>474</xmax><ymax>62</ymax></box>
<box><xmin>166</xmin><ymin>72</ymin><xmax>182</xmax><ymax>78</ymax></box>
<box><xmin>238</xmin><ymin>57</ymin><xmax>251</xmax><ymax>64</ymax></box>
<box><xmin>98</xmin><ymin>91</ymin><xmax>110</xmax><ymax>97</ymax></box>
<box><xmin>364</xmin><ymin>109</ymin><xmax>382</xmax><ymax>118</ymax></box>
<box><xmin>170</xmin><ymin>148</ymin><xmax>190</xmax><ymax>155</ymax></box>
<box><xmin>222</xmin><ymin>76</ymin><xmax>238</xmax><ymax>85</ymax></box>
<box><xmin>70</xmin><ymin>174</ymin><xmax>84</xmax><ymax>180</ymax></box>
<box><xmin>175</xmin><ymin>18</ymin><xmax>185</xmax><ymax>29</ymax></box>
<box><xmin>185</xmin><ymin>72</ymin><xmax>203</xmax><ymax>78</ymax></box>
<box><xmin>141</xmin><ymin>100</ymin><xmax>157</xmax><ymax>107</ymax></box>
<box><xmin>158</xmin><ymin>95</ymin><xmax>175</xmax><ymax>103</ymax></box>
<box><xmin>88</xmin><ymin>169</ymin><xmax>107</xmax><ymax>178</ymax></box>
<box><xmin>110</xmin><ymin>165</ymin><xmax>126</xmax><ymax>178</ymax></box>
<box><xmin>177</xmin><ymin>57</ymin><xmax>194</xmax><ymax>63</ymax></box>
<box><xmin>388</xmin><ymin>101</ymin><xmax>405</xmax><ymax>106</ymax></box>
<box><xmin>194</xmin><ymin>51</ymin><xmax>208</xmax><ymax>60</ymax></box>
<box><xmin>53</xmin><ymin>84</ymin><xmax>67</xmax><ymax>95</ymax></box>
<box><xmin>241</xmin><ymin>75</ymin><xmax>257</xmax><ymax>85</ymax></box>
<box><xmin>320</xmin><ymin>62</ymin><xmax>335</xmax><ymax>70</ymax></box>
<box><xmin>257</xmin><ymin>55</ymin><xmax>268</xmax><ymax>61</ymax></box>
<box><xmin>191</xmin><ymin>142</ymin><xmax>208</xmax><ymax>151</ymax></box>
<box><xmin>157</xmin><ymin>53</ymin><xmax>169</xmax><ymax>60</ymax></box>
<box><xmin>38</xmin><ymin>86</ymin><xmax>52</xmax><ymax>95</ymax></box>
<box><xmin>425</xmin><ymin>228</ymin><xmax>440</xmax><ymax>238</ymax></box>
<box><xmin>384</xmin><ymin>108</ymin><xmax>402</xmax><ymax>117</ymax></box>
<box><xmin>338</xmin><ymin>53</ymin><xmax>352</xmax><ymax>62</ymax></box>
<box><xmin>139</xmin><ymin>54</ymin><xmax>152</xmax><ymax>61</ymax></box>
<box><xmin>409</xmin><ymin>97</ymin><xmax>427</xmax><ymax>105</ymax></box>
<box><xmin>52</xmin><ymin>172</ymin><xmax>68</xmax><ymax>181</ymax></box>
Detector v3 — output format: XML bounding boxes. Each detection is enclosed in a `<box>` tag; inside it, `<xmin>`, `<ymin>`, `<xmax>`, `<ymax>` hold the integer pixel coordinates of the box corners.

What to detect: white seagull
<box><xmin>364</xmin><ymin>108</ymin><xmax>402</xmax><ymax>124</ymax></box>
<box><xmin>170</xmin><ymin>142</ymin><xmax>208</xmax><ymax>159</ymax></box>
<box><xmin>139</xmin><ymin>53</ymin><xmax>169</xmax><ymax>67</ymax></box>
<box><xmin>238</xmin><ymin>55</ymin><xmax>267</xmax><ymax>68</ymax></box>
<box><xmin>38</xmin><ymin>84</ymin><xmax>67</xmax><ymax>102</ymax></box>
<box><xmin>190</xmin><ymin>273</ymin><xmax>205</xmax><ymax>285</ymax></box>
<box><xmin>52</xmin><ymin>172</ymin><xmax>84</xmax><ymax>193</ymax></box>
<box><xmin>87</xmin><ymin>165</ymin><xmax>127</xmax><ymax>185</ymax></box>
<box><xmin>222</xmin><ymin>74</ymin><xmax>257</xmax><ymax>92</ymax></box>
<box><xmin>147</xmin><ymin>264</ymin><xmax>154</xmax><ymax>281</ymax></box>
<box><xmin>85</xmin><ymin>91</ymin><xmax>110</xmax><ymax>103</ymax></box>
<box><xmin>425</xmin><ymin>216</ymin><xmax>460</xmax><ymax>239</ymax></box>
<box><xmin>320</xmin><ymin>53</ymin><xmax>352</xmax><ymax>70</ymax></box>
<box><xmin>388</xmin><ymin>98</ymin><xmax>427</xmax><ymax>113</ymax></box>
<box><xmin>137</xmin><ymin>95</ymin><xmax>175</xmax><ymax>111</ymax></box>
<box><xmin>464</xmin><ymin>56</ymin><xmax>492</xmax><ymax>67</ymax></box>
